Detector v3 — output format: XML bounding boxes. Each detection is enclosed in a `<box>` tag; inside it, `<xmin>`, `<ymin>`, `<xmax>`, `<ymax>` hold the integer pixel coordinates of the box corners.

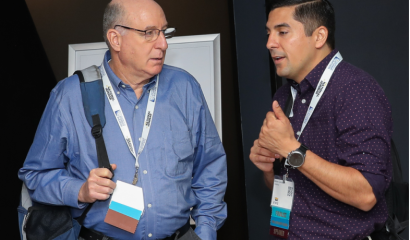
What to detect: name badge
<box><xmin>104</xmin><ymin>180</ymin><xmax>144</xmax><ymax>233</ymax></box>
<box><xmin>270</xmin><ymin>175</ymin><xmax>294</xmax><ymax>239</ymax></box>
<box><xmin>270</xmin><ymin>175</ymin><xmax>294</xmax><ymax>210</ymax></box>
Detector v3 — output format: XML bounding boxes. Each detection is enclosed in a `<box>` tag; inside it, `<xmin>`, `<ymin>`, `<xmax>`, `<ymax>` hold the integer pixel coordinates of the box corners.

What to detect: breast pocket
<box><xmin>164</xmin><ymin>130</ymin><xmax>194</xmax><ymax>177</ymax></box>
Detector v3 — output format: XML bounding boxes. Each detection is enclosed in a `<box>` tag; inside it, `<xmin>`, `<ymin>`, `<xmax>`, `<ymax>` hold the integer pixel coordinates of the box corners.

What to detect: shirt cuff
<box><xmin>63</xmin><ymin>178</ymin><xmax>87</xmax><ymax>209</ymax></box>
<box><xmin>361</xmin><ymin>171</ymin><xmax>387</xmax><ymax>202</ymax></box>
<box><xmin>194</xmin><ymin>224</ymin><xmax>217</xmax><ymax>240</ymax></box>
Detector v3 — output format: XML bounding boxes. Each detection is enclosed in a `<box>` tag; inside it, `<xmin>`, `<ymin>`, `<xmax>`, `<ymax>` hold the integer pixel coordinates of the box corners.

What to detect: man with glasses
<box><xmin>19</xmin><ymin>0</ymin><xmax>227</xmax><ymax>239</ymax></box>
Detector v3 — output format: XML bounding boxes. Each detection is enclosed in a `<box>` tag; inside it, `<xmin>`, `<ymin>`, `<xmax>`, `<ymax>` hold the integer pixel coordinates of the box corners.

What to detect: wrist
<box><xmin>78</xmin><ymin>183</ymin><xmax>87</xmax><ymax>203</ymax></box>
<box><xmin>280</xmin><ymin>140</ymin><xmax>300</xmax><ymax>157</ymax></box>
<box><xmin>263</xmin><ymin>169</ymin><xmax>274</xmax><ymax>180</ymax></box>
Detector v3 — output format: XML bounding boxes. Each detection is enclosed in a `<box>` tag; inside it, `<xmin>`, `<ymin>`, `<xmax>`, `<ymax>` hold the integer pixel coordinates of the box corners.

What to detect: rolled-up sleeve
<box><xmin>189</xmin><ymin>82</ymin><xmax>227</xmax><ymax>239</ymax></box>
<box><xmin>335</xmin><ymin>75</ymin><xmax>393</xmax><ymax>202</ymax></box>
<box><xmin>18</xmin><ymin>85</ymin><xmax>86</xmax><ymax>209</ymax></box>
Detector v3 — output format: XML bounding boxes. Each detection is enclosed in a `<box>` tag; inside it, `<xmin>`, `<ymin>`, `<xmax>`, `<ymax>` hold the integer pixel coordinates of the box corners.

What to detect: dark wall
<box><xmin>331</xmin><ymin>0</ymin><xmax>409</xmax><ymax>183</ymax></box>
<box><xmin>232</xmin><ymin>1</ymin><xmax>274</xmax><ymax>240</ymax></box>
<box><xmin>12</xmin><ymin>0</ymin><xmax>247</xmax><ymax>239</ymax></box>
<box><xmin>5</xmin><ymin>1</ymin><xmax>57</xmax><ymax>239</ymax></box>
<box><xmin>233</xmin><ymin>0</ymin><xmax>409</xmax><ymax>239</ymax></box>
<box><xmin>25</xmin><ymin>0</ymin><xmax>110</xmax><ymax>80</ymax></box>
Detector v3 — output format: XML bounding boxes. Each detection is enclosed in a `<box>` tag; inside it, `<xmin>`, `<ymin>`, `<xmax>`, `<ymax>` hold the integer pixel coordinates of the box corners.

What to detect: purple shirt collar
<box><xmin>288</xmin><ymin>49</ymin><xmax>339</xmax><ymax>94</ymax></box>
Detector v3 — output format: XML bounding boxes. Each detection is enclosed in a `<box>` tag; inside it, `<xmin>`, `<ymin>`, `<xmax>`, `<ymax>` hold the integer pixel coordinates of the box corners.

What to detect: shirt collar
<box><xmin>287</xmin><ymin>49</ymin><xmax>339</xmax><ymax>94</ymax></box>
<box><xmin>102</xmin><ymin>50</ymin><xmax>158</xmax><ymax>91</ymax></box>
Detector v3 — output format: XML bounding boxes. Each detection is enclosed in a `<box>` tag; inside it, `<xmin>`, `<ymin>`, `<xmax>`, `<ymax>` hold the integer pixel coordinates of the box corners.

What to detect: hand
<box><xmin>78</xmin><ymin>164</ymin><xmax>117</xmax><ymax>203</ymax></box>
<box><xmin>249</xmin><ymin>139</ymin><xmax>279</xmax><ymax>172</ymax></box>
<box><xmin>258</xmin><ymin>101</ymin><xmax>299</xmax><ymax>157</ymax></box>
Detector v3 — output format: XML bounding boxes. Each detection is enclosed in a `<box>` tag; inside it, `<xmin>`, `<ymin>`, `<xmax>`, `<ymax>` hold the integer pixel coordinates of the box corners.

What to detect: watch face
<box><xmin>289</xmin><ymin>152</ymin><xmax>304</xmax><ymax>167</ymax></box>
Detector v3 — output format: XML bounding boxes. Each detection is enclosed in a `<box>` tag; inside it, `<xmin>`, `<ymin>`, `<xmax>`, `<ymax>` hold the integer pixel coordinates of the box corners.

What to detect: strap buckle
<box><xmin>91</xmin><ymin>124</ymin><xmax>103</xmax><ymax>138</ymax></box>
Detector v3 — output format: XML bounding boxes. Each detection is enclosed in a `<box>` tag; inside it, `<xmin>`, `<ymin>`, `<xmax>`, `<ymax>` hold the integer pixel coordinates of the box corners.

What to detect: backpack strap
<box><xmin>75</xmin><ymin>65</ymin><xmax>106</xmax><ymax>128</ymax></box>
<box><xmin>74</xmin><ymin>66</ymin><xmax>113</xmax><ymax>224</ymax></box>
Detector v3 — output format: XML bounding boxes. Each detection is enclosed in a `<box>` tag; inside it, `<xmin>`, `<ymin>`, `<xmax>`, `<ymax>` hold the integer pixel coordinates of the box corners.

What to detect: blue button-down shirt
<box><xmin>271</xmin><ymin>49</ymin><xmax>392</xmax><ymax>239</ymax></box>
<box><xmin>19</xmin><ymin>51</ymin><xmax>227</xmax><ymax>240</ymax></box>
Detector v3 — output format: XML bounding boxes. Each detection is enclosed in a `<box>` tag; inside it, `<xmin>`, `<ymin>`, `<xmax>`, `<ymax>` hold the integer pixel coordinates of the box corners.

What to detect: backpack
<box><xmin>383</xmin><ymin>140</ymin><xmax>409</xmax><ymax>239</ymax></box>
<box><xmin>17</xmin><ymin>65</ymin><xmax>111</xmax><ymax>240</ymax></box>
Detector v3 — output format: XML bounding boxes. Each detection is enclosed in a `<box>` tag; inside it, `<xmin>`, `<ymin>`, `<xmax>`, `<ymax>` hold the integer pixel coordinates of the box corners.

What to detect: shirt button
<box><xmin>148</xmin><ymin>233</ymin><xmax>152</xmax><ymax>237</ymax></box>
<box><xmin>143</xmin><ymin>170</ymin><xmax>148</xmax><ymax>174</ymax></box>
<box><xmin>139</xmin><ymin>137</ymin><xmax>142</xmax><ymax>141</ymax></box>
<box><xmin>296</xmin><ymin>131</ymin><xmax>301</xmax><ymax>135</ymax></box>
<box><xmin>301</xmin><ymin>99</ymin><xmax>306</xmax><ymax>104</ymax></box>
<box><xmin>135</xmin><ymin>105</ymin><xmax>139</xmax><ymax>109</ymax></box>
<box><xmin>148</xmin><ymin>203</ymin><xmax>152</xmax><ymax>208</ymax></box>
<box><xmin>117</xmin><ymin>91</ymin><xmax>120</xmax><ymax>95</ymax></box>
<box><xmin>121</xmin><ymin>85</ymin><xmax>126</xmax><ymax>88</ymax></box>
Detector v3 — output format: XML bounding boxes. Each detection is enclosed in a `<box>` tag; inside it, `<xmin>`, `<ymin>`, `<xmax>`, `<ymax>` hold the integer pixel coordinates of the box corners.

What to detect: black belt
<box><xmin>79</xmin><ymin>219</ymin><xmax>191</xmax><ymax>240</ymax></box>
<box><xmin>79</xmin><ymin>226</ymin><xmax>115</xmax><ymax>240</ymax></box>
<box><xmin>162</xmin><ymin>219</ymin><xmax>191</xmax><ymax>240</ymax></box>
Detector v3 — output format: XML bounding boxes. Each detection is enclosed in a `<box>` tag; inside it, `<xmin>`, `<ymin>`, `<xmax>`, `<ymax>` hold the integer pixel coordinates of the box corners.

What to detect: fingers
<box><xmin>93</xmin><ymin>173</ymin><xmax>116</xmax><ymax>189</ymax></box>
<box><xmin>94</xmin><ymin>167</ymin><xmax>115</xmax><ymax>179</ymax></box>
<box><xmin>250</xmin><ymin>140</ymin><xmax>279</xmax><ymax>162</ymax></box>
<box><xmin>78</xmin><ymin>167</ymin><xmax>117</xmax><ymax>203</ymax></box>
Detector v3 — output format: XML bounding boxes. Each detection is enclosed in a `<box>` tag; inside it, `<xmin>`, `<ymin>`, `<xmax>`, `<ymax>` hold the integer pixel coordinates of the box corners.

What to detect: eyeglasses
<box><xmin>114</xmin><ymin>25</ymin><xmax>176</xmax><ymax>42</ymax></box>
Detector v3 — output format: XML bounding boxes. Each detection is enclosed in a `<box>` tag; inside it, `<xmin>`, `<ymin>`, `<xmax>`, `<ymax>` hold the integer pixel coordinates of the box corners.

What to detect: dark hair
<box><xmin>266</xmin><ymin>0</ymin><xmax>336</xmax><ymax>49</ymax></box>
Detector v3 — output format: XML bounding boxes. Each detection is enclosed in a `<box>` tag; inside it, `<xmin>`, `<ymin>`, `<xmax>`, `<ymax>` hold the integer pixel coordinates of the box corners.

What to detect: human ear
<box><xmin>107</xmin><ymin>29</ymin><xmax>122</xmax><ymax>51</ymax></box>
<box><xmin>314</xmin><ymin>26</ymin><xmax>328</xmax><ymax>49</ymax></box>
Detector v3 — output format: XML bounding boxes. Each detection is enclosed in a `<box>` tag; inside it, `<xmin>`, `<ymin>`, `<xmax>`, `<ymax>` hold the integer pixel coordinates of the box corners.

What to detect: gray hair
<box><xmin>103</xmin><ymin>2</ymin><xmax>126</xmax><ymax>48</ymax></box>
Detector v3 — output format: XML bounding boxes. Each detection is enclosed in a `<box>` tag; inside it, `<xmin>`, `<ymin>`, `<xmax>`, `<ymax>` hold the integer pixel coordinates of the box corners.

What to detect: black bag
<box><xmin>382</xmin><ymin>140</ymin><xmax>409</xmax><ymax>239</ymax></box>
<box><xmin>18</xmin><ymin>66</ymin><xmax>112</xmax><ymax>240</ymax></box>
<box><xmin>24</xmin><ymin>204</ymin><xmax>81</xmax><ymax>240</ymax></box>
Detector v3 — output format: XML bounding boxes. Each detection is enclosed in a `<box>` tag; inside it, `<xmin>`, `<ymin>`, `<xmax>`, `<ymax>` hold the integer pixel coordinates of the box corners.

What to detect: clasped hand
<box><xmin>249</xmin><ymin>101</ymin><xmax>299</xmax><ymax>172</ymax></box>
<box><xmin>78</xmin><ymin>164</ymin><xmax>117</xmax><ymax>203</ymax></box>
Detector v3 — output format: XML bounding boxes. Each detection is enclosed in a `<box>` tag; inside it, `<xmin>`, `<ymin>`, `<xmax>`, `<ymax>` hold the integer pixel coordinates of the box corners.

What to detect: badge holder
<box><xmin>270</xmin><ymin>169</ymin><xmax>294</xmax><ymax>239</ymax></box>
<box><xmin>104</xmin><ymin>180</ymin><xmax>145</xmax><ymax>233</ymax></box>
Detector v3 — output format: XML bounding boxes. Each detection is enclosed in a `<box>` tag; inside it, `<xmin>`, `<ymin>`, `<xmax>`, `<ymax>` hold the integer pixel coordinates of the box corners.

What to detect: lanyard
<box><xmin>100</xmin><ymin>62</ymin><xmax>159</xmax><ymax>185</ymax></box>
<box><xmin>290</xmin><ymin>52</ymin><xmax>343</xmax><ymax>141</ymax></box>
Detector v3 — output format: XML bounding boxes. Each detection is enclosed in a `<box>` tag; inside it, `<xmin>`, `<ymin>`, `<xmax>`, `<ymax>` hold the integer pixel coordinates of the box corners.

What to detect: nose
<box><xmin>266</xmin><ymin>32</ymin><xmax>279</xmax><ymax>50</ymax></box>
<box><xmin>155</xmin><ymin>31</ymin><xmax>168</xmax><ymax>51</ymax></box>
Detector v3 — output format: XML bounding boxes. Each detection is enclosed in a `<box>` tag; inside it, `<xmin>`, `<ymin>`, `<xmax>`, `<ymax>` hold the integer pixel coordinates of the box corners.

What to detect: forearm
<box><xmin>19</xmin><ymin>168</ymin><xmax>85</xmax><ymax>208</ymax></box>
<box><xmin>299</xmin><ymin>150</ymin><xmax>376</xmax><ymax>211</ymax></box>
<box><xmin>264</xmin><ymin>169</ymin><xmax>274</xmax><ymax>190</ymax></box>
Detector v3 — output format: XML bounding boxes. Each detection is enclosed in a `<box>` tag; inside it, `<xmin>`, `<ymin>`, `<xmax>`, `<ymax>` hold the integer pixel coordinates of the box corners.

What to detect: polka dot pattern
<box><xmin>271</xmin><ymin>49</ymin><xmax>393</xmax><ymax>240</ymax></box>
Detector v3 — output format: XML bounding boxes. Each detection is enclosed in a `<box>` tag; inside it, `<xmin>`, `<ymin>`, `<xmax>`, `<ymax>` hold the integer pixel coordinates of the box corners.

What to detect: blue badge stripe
<box><xmin>270</xmin><ymin>216</ymin><xmax>289</xmax><ymax>230</ymax></box>
<box><xmin>109</xmin><ymin>201</ymin><xmax>142</xmax><ymax>220</ymax></box>
<box><xmin>271</xmin><ymin>206</ymin><xmax>291</xmax><ymax>220</ymax></box>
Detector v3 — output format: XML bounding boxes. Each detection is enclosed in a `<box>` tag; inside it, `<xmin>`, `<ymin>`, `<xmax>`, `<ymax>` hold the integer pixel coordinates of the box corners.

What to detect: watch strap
<box><xmin>298</xmin><ymin>144</ymin><xmax>309</xmax><ymax>155</ymax></box>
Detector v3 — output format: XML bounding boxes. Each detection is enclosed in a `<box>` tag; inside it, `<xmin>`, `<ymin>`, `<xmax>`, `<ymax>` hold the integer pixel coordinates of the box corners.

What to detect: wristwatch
<box><xmin>285</xmin><ymin>144</ymin><xmax>309</xmax><ymax>168</ymax></box>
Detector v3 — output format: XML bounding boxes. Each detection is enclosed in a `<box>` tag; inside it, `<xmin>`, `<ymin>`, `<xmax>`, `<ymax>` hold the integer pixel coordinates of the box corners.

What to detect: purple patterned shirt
<box><xmin>272</xmin><ymin>49</ymin><xmax>393</xmax><ymax>239</ymax></box>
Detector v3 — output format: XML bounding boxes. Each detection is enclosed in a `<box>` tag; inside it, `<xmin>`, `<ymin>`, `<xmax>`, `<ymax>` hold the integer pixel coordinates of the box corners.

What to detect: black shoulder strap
<box><xmin>74</xmin><ymin>66</ymin><xmax>113</xmax><ymax>224</ymax></box>
<box><xmin>284</xmin><ymin>90</ymin><xmax>293</xmax><ymax>118</ymax></box>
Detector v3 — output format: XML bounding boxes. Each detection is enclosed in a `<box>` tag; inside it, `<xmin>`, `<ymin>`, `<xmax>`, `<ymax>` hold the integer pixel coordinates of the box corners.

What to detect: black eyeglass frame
<box><xmin>114</xmin><ymin>25</ymin><xmax>176</xmax><ymax>41</ymax></box>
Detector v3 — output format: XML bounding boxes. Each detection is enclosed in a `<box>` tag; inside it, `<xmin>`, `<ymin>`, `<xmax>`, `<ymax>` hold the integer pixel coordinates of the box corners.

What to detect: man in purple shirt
<box><xmin>249</xmin><ymin>0</ymin><xmax>392</xmax><ymax>239</ymax></box>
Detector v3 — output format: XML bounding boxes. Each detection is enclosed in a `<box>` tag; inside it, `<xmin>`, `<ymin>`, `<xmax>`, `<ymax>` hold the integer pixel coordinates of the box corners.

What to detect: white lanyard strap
<box><xmin>100</xmin><ymin>62</ymin><xmax>159</xmax><ymax>174</ymax></box>
<box><xmin>291</xmin><ymin>52</ymin><xmax>343</xmax><ymax>141</ymax></box>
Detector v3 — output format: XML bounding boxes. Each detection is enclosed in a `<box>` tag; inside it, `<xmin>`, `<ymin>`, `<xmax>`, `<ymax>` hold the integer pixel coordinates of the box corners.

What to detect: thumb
<box><xmin>111</xmin><ymin>163</ymin><xmax>117</xmax><ymax>170</ymax></box>
<box><xmin>272</xmin><ymin>100</ymin><xmax>286</xmax><ymax>120</ymax></box>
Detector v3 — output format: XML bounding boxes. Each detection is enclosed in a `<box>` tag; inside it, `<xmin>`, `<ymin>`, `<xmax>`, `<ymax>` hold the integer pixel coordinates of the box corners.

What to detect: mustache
<box><xmin>269</xmin><ymin>50</ymin><xmax>285</xmax><ymax>57</ymax></box>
